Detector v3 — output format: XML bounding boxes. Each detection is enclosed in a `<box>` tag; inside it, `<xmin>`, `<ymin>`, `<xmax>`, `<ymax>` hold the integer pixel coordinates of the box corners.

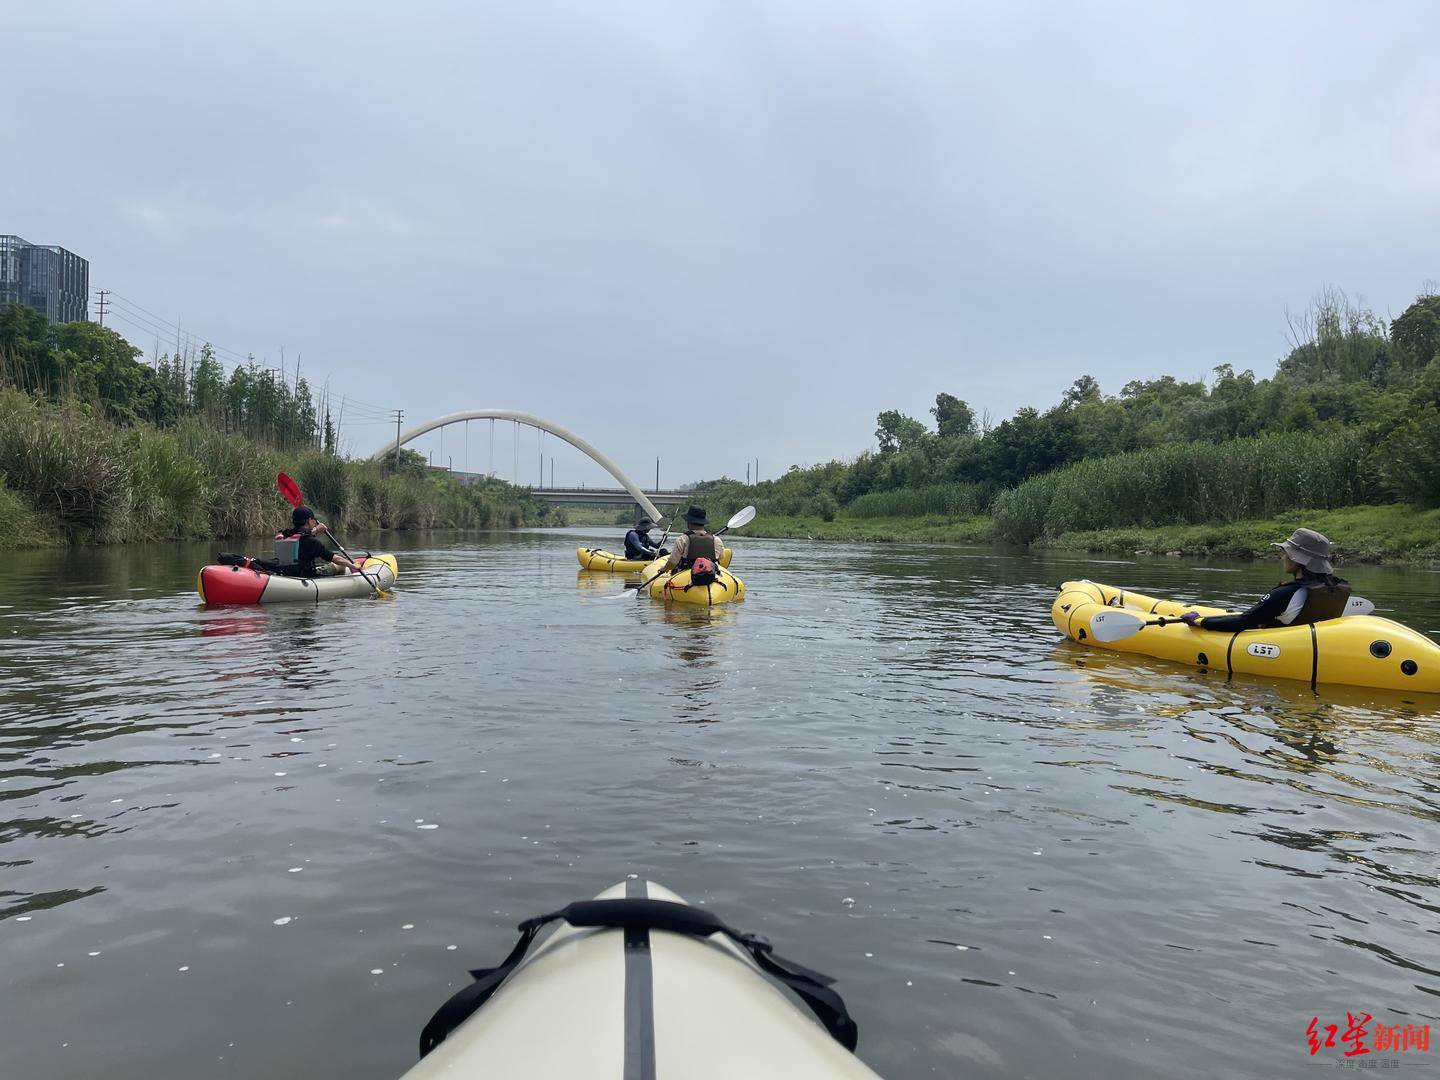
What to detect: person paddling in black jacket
<box><xmin>1180</xmin><ymin>528</ymin><xmax>1350</xmax><ymax>633</ymax></box>
<box><xmin>278</xmin><ymin>506</ymin><xmax>364</xmax><ymax>577</ymax></box>
<box><xmin>623</xmin><ymin>516</ymin><xmax>666</xmax><ymax>561</ymax></box>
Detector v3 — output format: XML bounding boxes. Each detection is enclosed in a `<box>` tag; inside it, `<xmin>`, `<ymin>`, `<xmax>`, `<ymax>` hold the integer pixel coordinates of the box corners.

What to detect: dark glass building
<box><xmin>0</xmin><ymin>235</ymin><xmax>89</xmax><ymax>323</ymax></box>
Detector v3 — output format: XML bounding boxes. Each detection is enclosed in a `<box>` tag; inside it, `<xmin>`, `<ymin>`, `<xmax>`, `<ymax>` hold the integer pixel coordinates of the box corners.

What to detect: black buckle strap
<box><xmin>418</xmin><ymin>910</ymin><xmax>562</xmax><ymax>1056</ymax></box>
<box><xmin>418</xmin><ymin>898</ymin><xmax>858</xmax><ymax>1057</ymax></box>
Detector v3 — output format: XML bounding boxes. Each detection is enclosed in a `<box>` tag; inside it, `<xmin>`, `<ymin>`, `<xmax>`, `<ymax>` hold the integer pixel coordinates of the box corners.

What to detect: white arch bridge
<box><xmin>369</xmin><ymin>409</ymin><xmax>690</xmax><ymax>521</ymax></box>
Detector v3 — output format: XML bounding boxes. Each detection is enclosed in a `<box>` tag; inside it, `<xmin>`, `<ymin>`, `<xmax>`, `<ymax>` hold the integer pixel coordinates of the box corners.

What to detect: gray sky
<box><xmin>5</xmin><ymin>1</ymin><xmax>1438</xmax><ymax>489</ymax></box>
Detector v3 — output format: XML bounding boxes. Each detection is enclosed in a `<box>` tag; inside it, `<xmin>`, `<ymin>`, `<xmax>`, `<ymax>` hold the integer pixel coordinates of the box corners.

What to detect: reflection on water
<box><xmin>2</xmin><ymin>531</ymin><xmax>1439</xmax><ymax>1078</ymax></box>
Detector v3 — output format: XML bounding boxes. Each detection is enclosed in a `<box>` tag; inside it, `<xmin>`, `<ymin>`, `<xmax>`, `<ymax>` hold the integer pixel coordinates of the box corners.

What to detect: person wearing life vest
<box><xmin>623</xmin><ymin>516</ymin><xmax>666</xmax><ymax>561</ymax></box>
<box><xmin>663</xmin><ymin>506</ymin><xmax>725</xmax><ymax>585</ymax></box>
<box><xmin>276</xmin><ymin>506</ymin><xmax>365</xmax><ymax>577</ymax></box>
<box><xmin>1180</xmin><ymin>528</ymin><xmax>1351</xmax><ymax>632</ymax></box>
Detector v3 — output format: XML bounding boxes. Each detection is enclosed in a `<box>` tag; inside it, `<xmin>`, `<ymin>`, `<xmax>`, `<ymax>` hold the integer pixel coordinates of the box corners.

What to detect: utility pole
<box><xmin>656</xmin><ymin>456</ymin><xmax>660</xmax><ymax>491</ymax></box>
<box><xmin>94</xmin><ymin>289</ymin><xmax>109</xmax><ymax>326</ymax></box>
<box><xmin>392</xmin><ymin>409</ymin><xmax>404</xmax><ymax>468</ymax></box>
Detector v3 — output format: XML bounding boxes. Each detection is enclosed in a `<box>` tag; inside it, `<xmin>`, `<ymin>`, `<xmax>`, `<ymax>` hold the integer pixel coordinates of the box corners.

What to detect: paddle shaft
<box><xmin>1100</xmin><ymin>596</ymin><xmax>1375</xmax><ymax>641</ymax></box>
<box><xmin>653</xmin><ymin>504</ymin><xmax>687</xmax><ymax>554</ymax></box>
<box><xmin>318</xmin><ymin>528</ymin><xmax>383</xmax><ymax>594</ymax></box>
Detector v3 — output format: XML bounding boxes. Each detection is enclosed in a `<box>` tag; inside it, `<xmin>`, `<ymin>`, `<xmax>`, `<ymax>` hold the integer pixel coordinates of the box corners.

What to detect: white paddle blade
<box><xmin>1088</xmin><ymin>608</ymin><xmax>1149</xmax><ymax>643</ymax></box>
<box><xmin>1343</xmin><ymin>595</ymin><xmax>1375</xmax><ymax>617</ymax></box>
<box><xmin>728</xmin><ymin>505</ymin><xmax>757</xmax><ymax>529</ymax></box>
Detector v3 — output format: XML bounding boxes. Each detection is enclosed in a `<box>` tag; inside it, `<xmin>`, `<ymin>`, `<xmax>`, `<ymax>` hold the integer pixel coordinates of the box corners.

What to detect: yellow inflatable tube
<box><xmin>1053</xmin><ymin>580</ymin><xmax>1440</xmax><ymax>694</ymax></box>
<box><xmin>577</xmin><ymin>545</ymin><xmax>731</xmax><ymax>573</ymax></box>
<box><xmin>641</xmin><ymin>556</ymin><xmax>746</xmax><ymax>606</ymax></box>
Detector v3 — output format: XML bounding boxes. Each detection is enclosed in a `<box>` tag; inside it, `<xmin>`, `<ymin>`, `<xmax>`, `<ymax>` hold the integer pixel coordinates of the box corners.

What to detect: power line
<box><xmin>104</xmin><ymin>291</ymin><xmax>398</xmax><ymax>422</ymax></box>
<box><xmin>102</xmin><ymin>311</ymin><xmax>393</xmax><ymax>441</ymax></box>
<box><xmin>99</xmin><ymin>288</ymin><xmax>395</xmax><ymax>420</ymax></box>
<box><xmin>107</xmin><ymin>294</ymin><xmax>254</xmax><ymax>367</ymax></box>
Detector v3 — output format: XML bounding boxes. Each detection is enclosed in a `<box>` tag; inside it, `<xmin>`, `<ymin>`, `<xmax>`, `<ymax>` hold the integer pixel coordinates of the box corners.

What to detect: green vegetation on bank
<box><xmin>744</xmin><ymin>512</ymin><xmax>993</xmax><ymax>544</ymax></box>
<box><xmin>559</xmin><ymin>507</ymin><xmax>634</xmax><ymax>527</ymax></box>
<box><xmin>1038</xmin><ymin>504</ymin><xmax>1440</xmax><ymax>564</ymax></box>
<box><xmin>0</xmin><ymin>305</ymin><xmax>545</xmax><ymax>547</ymax></box>
<box><xmin>990</xmin><ymin>429</ymin><xmax>1372</xmax><ymax>544</ymax></box>
<box><xmin>743</xmin><ymin>503</ymin><xmax>1440</xmax><ymax>563</ymax></box>
<box><xmin>692</xmin><ymin>288</ymin><xmax>1440</xmax><ymax>564</ymax></box>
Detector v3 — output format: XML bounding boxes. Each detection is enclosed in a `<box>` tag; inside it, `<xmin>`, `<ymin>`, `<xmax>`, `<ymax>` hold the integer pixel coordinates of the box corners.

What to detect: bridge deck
<box><xmin>527</xmin><ymin>488</ymin><xmax>690</xmax><ymax>505</ymax></box>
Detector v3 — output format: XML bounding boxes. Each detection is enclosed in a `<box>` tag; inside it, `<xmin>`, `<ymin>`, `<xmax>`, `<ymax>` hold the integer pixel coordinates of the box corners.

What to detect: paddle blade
<box><xmin>727</xmin><ymin>505</ymin><xmax>756</xmax><ymax>530</ymax></box>
<box><xmin>1088</xmin><ymin>608</ymin><xmax>1148</xmax><ymax>643</ymax></box>
<box><xmin>1343</xmin><ymin>596</ymin><xmax>1375</xmax><ymax>617</ymax></box>
<box><xmin>277</xmin><ymin>472</ymin><xmax>304</xmax><ymax>508</ymax></box>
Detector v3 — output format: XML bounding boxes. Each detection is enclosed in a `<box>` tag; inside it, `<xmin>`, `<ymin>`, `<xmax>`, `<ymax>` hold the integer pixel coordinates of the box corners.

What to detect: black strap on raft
<box><xmin>418</xmin><ymin>897</ymin><xmax>858</xmax><ymax>1058</ymax></box>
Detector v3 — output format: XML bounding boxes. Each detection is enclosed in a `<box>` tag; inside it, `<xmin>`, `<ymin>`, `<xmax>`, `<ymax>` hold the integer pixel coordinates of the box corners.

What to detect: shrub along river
<box><xmin>2</xmin><ymin>529</ymin><xmax>1438</xmax><ymax>1077</ymax></box>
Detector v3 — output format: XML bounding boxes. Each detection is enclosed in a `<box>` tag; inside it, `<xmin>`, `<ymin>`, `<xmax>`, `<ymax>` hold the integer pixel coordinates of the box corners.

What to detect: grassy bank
<box><xmin>0</xmin><ymin>388</ymin><xmax>545</xmax><ymax>549</ymax></box>
<box><xmin>739</xmin><ymin>504</ymin><xmax>1440</xmax><ymax>564</ymax></box>
<box><xmin>558</xmin><ymin>507</ymin><xmax>632</xmax><ymax>527</ymax></box>
<box><xmin>744</xmin><ymin>512</ymin><xmax>995</xmax><ymax>543</ymax></box>
<box><xmin>1037</xmin><ymin>504</ymin><xmax>1440</xmax><ymax>565</ymax></box>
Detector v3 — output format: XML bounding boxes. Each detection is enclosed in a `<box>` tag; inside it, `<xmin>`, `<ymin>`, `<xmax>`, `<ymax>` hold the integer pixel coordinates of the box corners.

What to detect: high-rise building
<box><xmin>0</xmin><ymin>235</ymin><xmax>89</xmax><ymax>323</ymax></box>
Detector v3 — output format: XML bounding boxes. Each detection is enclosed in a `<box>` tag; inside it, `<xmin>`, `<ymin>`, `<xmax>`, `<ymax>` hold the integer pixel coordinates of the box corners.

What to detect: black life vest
<box><xmin>680</xmin><ymin>532</ymin><xmax>717</xmax><ymax>566</ymax></box>
<box><xmin>680</xmin><ymin>532</ymin><xmax>719</xmax><ymax>585</ymax></box>
<box><xmin>1293</xmin><ymin>575</ymin><xmax>1351</xmax><ymax>624</ymax></box>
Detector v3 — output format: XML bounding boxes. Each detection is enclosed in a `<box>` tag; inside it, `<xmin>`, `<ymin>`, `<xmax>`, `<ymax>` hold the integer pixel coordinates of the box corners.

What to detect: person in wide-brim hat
<box><xmin>1180</xmin><ymin>526</ymin><xmax>1350</xmax><ymax>632</ymax></box>
<box><xmin>623</xmin><ymin>513</ymin><xmax>665</xmax><ymax>561</ymax></box>
<box><xmin>664</xmin><ymin>505</ymin><xmax>724</xmax><ymax>572</ymax></box>
<box><xmin>1272</xmin><ymin>527</ymin><xmax>1333</xmax><ymax>575</ymax></box>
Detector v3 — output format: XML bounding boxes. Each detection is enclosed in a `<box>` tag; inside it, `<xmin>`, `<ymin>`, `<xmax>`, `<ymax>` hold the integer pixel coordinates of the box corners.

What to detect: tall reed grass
<box><xmin>0</xmin><ymin>389</ymin><xmax>540</xmax><ymax>547</ymax></box>
<box><xmin>845</xmin><ymin>482</ymin><xmax>990</xmax><ymax>519</ymax></box>
<box><xmin>992</xmin><ymin>430</ymin><xmax>1378</xmax><ymax>544</ymax></box>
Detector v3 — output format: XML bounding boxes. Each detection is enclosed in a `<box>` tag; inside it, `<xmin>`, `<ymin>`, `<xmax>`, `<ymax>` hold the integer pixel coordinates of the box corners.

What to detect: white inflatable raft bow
<box><xmin>404</xmin><ymin>878</ymin><xmax>880</xmax><ymax>1079</ymax></box>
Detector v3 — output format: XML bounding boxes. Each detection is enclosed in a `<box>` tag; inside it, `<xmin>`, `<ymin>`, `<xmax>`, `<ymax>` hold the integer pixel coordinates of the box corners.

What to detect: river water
<box><xmin>2</xmin><ymin>529</ymin><xmax>1438</xmax><ymax>1078</ymax></box>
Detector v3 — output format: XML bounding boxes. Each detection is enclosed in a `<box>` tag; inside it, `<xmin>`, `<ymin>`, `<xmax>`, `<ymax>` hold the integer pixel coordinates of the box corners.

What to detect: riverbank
<box><xmin>742</xmin><ymin>504</ymin><xmax>1440</xmax><ymax>565</ymax></box>
<box><xmin>1038</xmin><ymin>504</ymin><xmax>1440</xmax><ymax>565</ymax></box>
<box><xmin>0</xmin><ymin>388</ymin><xmax>545</xmax><ymax>548</ymax></box>
<box><xmin>744</xmin><ymin>512</ymin><xmax>995</xmax><ymax>544</ymax></box>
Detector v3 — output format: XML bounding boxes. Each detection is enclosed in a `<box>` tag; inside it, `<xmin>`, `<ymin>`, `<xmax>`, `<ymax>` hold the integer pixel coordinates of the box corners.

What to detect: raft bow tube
<box><xmin>641</xmin><ymin>555</ymin><xmax>746</xmax><ymax>606</ymax></box>
<box><xmin>1054</xmin><ymin>579</ymin><xmax>1440</xmax><ymax>693</ymax></box>
<box><xmin>577</xmin><ymin>545</ymin><xmax>731</xmax><ymax>573</ymax></box>
<box><xmin>196</xmin><ymin>554</ymin><xmax>398</xmax><ymax>605</ymax></box>
<box><xmin>404</xmin><ymin>878</ymin><xmax>879</xmax><ymax>1079</ymax></box>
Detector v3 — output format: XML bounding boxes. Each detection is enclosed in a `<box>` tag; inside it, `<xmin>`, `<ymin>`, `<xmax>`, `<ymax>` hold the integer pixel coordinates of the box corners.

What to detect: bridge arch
<box><xmin>369</xmin><ymin>409</ymin><xmax>662</xmax><ymax>522</ymax></box>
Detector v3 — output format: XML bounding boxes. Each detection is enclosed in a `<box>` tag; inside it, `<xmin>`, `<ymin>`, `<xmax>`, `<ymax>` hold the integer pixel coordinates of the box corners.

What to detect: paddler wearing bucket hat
<box><xmin>1179</xmin><ymin>528</ymin><xmax>1352</xmax><ymax>632</ymax></box>
<box><xmin>623</xmin><ymin>514</ymin><xmax>667</xmax><ymax>561</ymax></box>
<box><xmin>663</xmin><ymin>506</ymin><xmax>726</xmax><ymax>574</ymax></box>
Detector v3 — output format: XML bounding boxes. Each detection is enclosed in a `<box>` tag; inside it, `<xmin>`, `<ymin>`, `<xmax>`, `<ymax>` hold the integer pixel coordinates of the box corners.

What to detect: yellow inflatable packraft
<box><xmin>641</xmin><ymin>556</ymin><xmax>746</xmax><ymax>606</ymax></box>
<box><xmin>1053</xmin><ymin>580</ymin><xmax>1440</xmax><ymax>694</ymax></box>
<box><xmin>577</xmin><ymin>545</ymin><xmax>731</xmax><ymax>573</ymax></box>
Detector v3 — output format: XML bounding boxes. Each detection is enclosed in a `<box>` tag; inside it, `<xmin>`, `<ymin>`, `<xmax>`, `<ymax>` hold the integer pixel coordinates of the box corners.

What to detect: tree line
<box><xmin>0</xmin><ymin>303</ymin><xmax>335</xmax><ymax>452</ymax></box>
<box><xmin>0</xmin><ymin>301</ymin><xmax>547</xmax><ymax>544</ymax></box>
<box><xmin>695</xmin><ymin>288</ymin><xmax>1440</xmax><ymax>522</ymax></box>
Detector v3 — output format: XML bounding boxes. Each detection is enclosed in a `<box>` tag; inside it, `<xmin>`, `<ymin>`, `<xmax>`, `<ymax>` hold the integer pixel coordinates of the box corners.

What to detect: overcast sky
<box><xmin>5</xmin><ymin>1</ymin><xmax>1438</xmax><ymax>489</ymax></box>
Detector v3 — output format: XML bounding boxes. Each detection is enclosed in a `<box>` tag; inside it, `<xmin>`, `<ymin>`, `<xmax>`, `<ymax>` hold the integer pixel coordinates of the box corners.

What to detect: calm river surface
<box><xmin>2</xmin><ymin>529</ymin><xmax>1439</xmax><ymax>1078</ymax></box>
